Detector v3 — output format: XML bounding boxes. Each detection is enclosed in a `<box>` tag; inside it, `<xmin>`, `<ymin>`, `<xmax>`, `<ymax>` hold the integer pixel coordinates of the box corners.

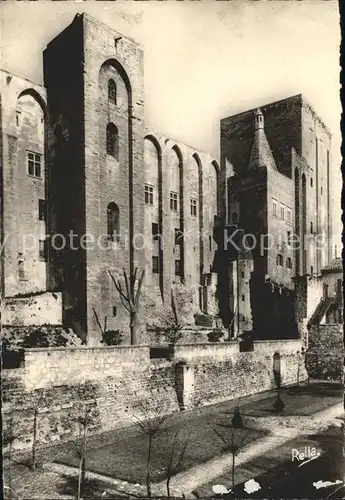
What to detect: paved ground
<box><xmin>4</xmin><ymin>381</ymin><xmax>343</xmax><ymax>499</ymax></box>
<box><xmin>153</xmin><ymin>401</ymin><xmax>343</xmax><ymax>498</ymax></box>
<box><xmin>193</xmin><ymin>423</ymin><xmax>344</xmax><ymax>499</ymax></box>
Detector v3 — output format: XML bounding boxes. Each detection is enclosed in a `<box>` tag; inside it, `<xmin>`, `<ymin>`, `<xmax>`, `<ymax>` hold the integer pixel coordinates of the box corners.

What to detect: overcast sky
<box><xmin>1</xmin><ymin>0</ymin><xmax>341</xmax><ymax>248</ymax></box>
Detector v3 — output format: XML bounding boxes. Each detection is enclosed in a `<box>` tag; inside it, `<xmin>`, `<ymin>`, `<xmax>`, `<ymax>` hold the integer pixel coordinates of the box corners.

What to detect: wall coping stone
<box><xmin>254</xmin><ymin>339</ymin><xmax>301</xmax><ymax>344</ymax></box>
<box><xmin>24</xmin><ymin>344</ymin><xmax>150</xmax><ymax>353</ymax></box>
<box><xmin>174</xmin><ymin>341</ymin><xmax>238</xmax><ymax>347</ymax></box>
<box><xmin>317</xmin><ymin>324</ymin><xmax>342</xmax><ymax>328</ymax></box>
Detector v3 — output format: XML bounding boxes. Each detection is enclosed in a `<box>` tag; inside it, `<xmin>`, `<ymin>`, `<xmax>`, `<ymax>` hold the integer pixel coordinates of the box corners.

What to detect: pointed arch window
<box><xmin>107</xmin><ymin>202</ymin><xmax>120</xmax><ymax>241</ymax></box>
<box><xmin>106</xmin><ymin>123</ymin><xmax>119</xmax><ymax>159</ymax></box>
<box><xmin>108</xmin><ymin>79</ymin><xmax>117</xmax><ymax>105</ymax></box>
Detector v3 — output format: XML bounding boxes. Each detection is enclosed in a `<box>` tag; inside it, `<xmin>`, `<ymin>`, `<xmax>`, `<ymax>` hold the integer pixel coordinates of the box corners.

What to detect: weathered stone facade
<box><xmin>220</xmin><ymin>95</ymin><xmax>333</xmax><ymax>339</ymax></box>
<box><xmin>0</xmin><ymin>13</ymin><xmax>335</xmax><ymax>346</ymax></box>
<box><xmin>0</xmin><ymin>14</ymin><xmax>223</xmax><ymax>345</ymax></box>
<box><xmin>2</xmin><ymin>292</ymin><xmax>62</xmax><ymax>327</ymax></box>
<box><xmin>0</xmin><ymin>71</ymin><xmax>47</xmax><ymax>297</ymax></box>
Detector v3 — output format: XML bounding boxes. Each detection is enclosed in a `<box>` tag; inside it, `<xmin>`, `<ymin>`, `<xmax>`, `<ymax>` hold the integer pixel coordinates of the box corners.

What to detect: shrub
<box><xmin>2</xmin><ymin>326</ymin><xmax>82</xmax><ymax>350</ymax></box>
<box><xmin>1</xmin><ymin>339</ymin><xmax>24</xmax><ymax>369</ymax></box>
<box><xmin>146</xmin><ymin>307</ymin><xmax>176</xmax><ymax>331</ymax></box>
<box><xmin>21</xmin><ymin>328</ymin><xmax>68</xmax><ymax>348</ymax></box>
<box><xmin>162</xmin><ymin>324</ymin><xmax>183</xmax><ymax>345</ymax></box>
<box><xmin>101</xmin><ymin>329</ymin><xmax>123</xmax><ymax>346</ymax></box>
<box><xmin>207</xmin><ymin>328</ymin><xmax>224</xmax><ymax>343</ymax></box>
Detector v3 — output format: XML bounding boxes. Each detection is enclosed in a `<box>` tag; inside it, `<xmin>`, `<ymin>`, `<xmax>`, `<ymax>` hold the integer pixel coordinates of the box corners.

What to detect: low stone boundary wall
<box><xmin>24</xmin><ymin>345</ymin><xmax>151</xmax><ymax>390</ymax></box>
<box><xmin>2</xmin><ymin>339</ymin><xmax>305</xmax><ymax>452</ymax></box>
<box><xmin>174</xmin><ymin>339</ymin><xmax>305</xmax><ymax>407</ymax></box>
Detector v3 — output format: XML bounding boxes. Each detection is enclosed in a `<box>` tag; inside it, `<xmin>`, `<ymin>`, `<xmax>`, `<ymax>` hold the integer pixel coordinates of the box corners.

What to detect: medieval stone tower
<box><xmin>0</xmin><ymin>13</ymin><xmax>334</xmax><ymax>346</ymax></box>
<box><xmin>42</xmin><ymin>13</ymin><xmax>224</xmax><ymax>344</ymax></box>
<box><xmin>220</xmin><ymin>95</ymin><xmax>332</xmax><ymax>339</ymax></box>
<box><xmin>43</xmin><ymin>14</ymin><xmax>144</xmax><ymax>342</ymax></box>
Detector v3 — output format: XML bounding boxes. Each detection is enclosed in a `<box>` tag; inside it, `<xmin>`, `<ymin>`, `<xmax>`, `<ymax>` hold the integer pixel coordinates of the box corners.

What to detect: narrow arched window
<box><xmin>107</xmin><ymin>202</ymin><xmax>120</xmax><ymax>241</ymax></box>
<box><xmin>108</xmin><ymin>79</ymin><xmax>117</xmax><ymax>104</ymax></box>
<box><xmin>106</xmin><ymin>123</ymin><xmax>119</xmax><ymax>159</ymax></box>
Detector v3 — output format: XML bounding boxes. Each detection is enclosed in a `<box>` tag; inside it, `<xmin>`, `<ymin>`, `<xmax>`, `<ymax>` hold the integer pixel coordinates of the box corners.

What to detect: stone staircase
<box><xmin>308</xmin><ymin>297</ymin><xmax>334</xmax><ymax>327</ymax></box>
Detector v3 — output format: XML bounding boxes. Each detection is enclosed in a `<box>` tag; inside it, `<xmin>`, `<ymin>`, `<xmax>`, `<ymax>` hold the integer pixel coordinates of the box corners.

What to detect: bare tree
<box><xmin>70</xmin><ymin>402</ymin><xmax>100</xmax><ymax>500</ymax></box>
<box><xmin>133</xmin><ymin>395</ymin><xmax>168</xmax><ymax>498</ymax></box>
<box><xmin>171</xmin><ymin>286</ymin><xmax>180</xmax><ymax>326</ymax></box>
<box><xmin>3</xmin><ymin>416</ymin><xmax>17</xmax><ymax>498</ymax></box>
<box><xmin>213</xmin><ymin>408</ymin><xmax>250</xmax><ymax>488</ymax></box>
<box><xmin>296</xmin><ymin>347</ymin><xmax>306</xmax><ymax>389</ymax></box>
<box><xmin>273</xmin><ymin>368</ymin><xmax>285</xmax><ymax>413</ymax></box>
<box><xmin>109</xmin><ymin>268</ymin><xmax>145</xmax><ymax>345</ymax></box>
<box><xmin>3</xmin><ymin>415</ymin><xmax>16</xmax><ymax>461</ymax></box>
<box><xmin>30</xmin><ymin>388</ymin><xmax>45</xmax><ymax>470</ymax></box>
<box><xmin>162</xmin><ymin>429</ymin><xmax>189</xmax><ymax>498</ymax></box>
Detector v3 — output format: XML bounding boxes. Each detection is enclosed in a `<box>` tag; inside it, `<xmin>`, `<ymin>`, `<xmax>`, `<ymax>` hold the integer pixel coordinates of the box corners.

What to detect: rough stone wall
<box><xmin>1</xmin><ymin>16</ymin><xmax>226</xmax><ymax>342</ymax></box>
<box><xmin>229</xmin><ymin>167</ymin><xmax>268</xmax><ymax>277</ymax></box>
<box><xmin>238</xmin><ymin>258</ymin><xmax>253</xmax><ymax>333</ymax></box>
<box><xmin>0</xmin><ymin>70</ymin><xmax>48</xmax><ymax>297</ymax></box>
<box><xmin>306</xmin><ymin>276</ymin><xmax>324</xmax><ymax>320</ymax></box>
<box><xmin>143</xmin><ymin>137</ymin><xmax>162</xmax><ymax>303</ymax></box>
<box><xmin>81</xmin><ymin>13</ymin><xmax>146</xmax><ymax>345</ymax></box>
<box><xmin>147</xmin><ymin>327</ymin><xmax>213</xmax><ymax>345</ymax></box>
<box><xmin>322</xmin><ymin>269</ymin><xmax>343</xmax><ymax>298</ymax></box>
<box><xmin>2</xmin><ymin>340</ymin><xmax>305</xmax><ymax>452</ymax></box>
<box><xmin>174</xmin><ymin>340</ymin><xmax>306</xmax><ymax>407</ymax></box>
<box><xmin>2</xmin><ymin>292</ymin><xmax>62</xmax><ymax>326</ymax></box>
<box><xmin>267</xmin><ymin>169</ymin><xmax>294</xmax><ymax>289</ymax></box>
<box><xmin>301</xmin><ymin>103</ymin><xmax>332</xmax><ymax>269</ymax></box>
<box><xmin>142</xmin><ymin>131</ymin><xmax>222</xmax><ymax>326</ymax></box>
<box><xmin>222</xmin><ymin>95</ymin><xmax>332</xmax><ymax>282</ymax></box>
<box><xmin>294</xmin><ymin>275</ymin><xmax>324</xmax><ymax>327</ymax></box>
<box><xmin>306</xmin><ymin>324</ymin><xmax>344</xmax><ymax>381</ymax></box>
<box><xmin>221</xmin><ymin>95</ymin><xmax>302</xmax><ymax>179</ymax></box>
<box><xmin>2</xmin><ymin>347</ymin><xmax>178</xmax><ymax>452</ymax></box>
<box><xmin>43</xmin><ymin>16</ymin><xmax>87</xmax><ymax>339</ymax></box>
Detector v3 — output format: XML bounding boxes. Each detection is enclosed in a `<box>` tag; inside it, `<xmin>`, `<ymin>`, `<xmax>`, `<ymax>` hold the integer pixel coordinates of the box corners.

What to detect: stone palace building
<box><xmin>0</xmin><ymin>13</ymin><xmax>338</xmax><ymax>345</ymax></box>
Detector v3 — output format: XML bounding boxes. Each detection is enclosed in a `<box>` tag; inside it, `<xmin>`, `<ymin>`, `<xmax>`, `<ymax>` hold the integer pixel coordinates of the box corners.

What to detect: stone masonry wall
<box><xmin>0</xmin><ymin>70</ymin><xmax>48</xmax><ymax>297</ymax></box>
<box><xmin>2</xmin><ymin>339</ymin><xmax>305</xmax><ymax>453</ymax></box>
<box><xmin>306</xmin><ymin>324</ymin><xmax>344</xmax><ymax>381</ymax></box>
<box><xmin>174</xmin><ymin>339</ymin><xmax>306</xmax><ymax>407</ymax></box>
<box><xmin>2</xmin><ymin>346</ymin><xmax>178</xmax><ymax>452</ymax></box>
<box><xmin>2</xmin><ymin>292</ymin><xmax>62</xmax><ymax>326</ymax></box>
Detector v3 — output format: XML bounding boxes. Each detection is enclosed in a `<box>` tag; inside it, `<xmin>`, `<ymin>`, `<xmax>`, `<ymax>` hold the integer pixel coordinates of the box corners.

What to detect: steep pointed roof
<box><xmin>248</xmin><ymin>109</ymin><xmax>277</xmax><ymax>171</ymax></box>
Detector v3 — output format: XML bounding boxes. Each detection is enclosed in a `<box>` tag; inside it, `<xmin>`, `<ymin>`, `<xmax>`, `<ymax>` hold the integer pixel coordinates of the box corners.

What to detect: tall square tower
<box><xmin>44</xmin><ymin>14</ymin><xmax>146</xmax><ymax>344</ymax></box>
<box><xmin>221</xmin><ymin>95</ymin><xmax>332</xmax><ymax>338</ymax></box>
<box><xmin>222</xmin><ymin>95</ymin><xmax>332</xmax><ymax>281</ymax></box>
